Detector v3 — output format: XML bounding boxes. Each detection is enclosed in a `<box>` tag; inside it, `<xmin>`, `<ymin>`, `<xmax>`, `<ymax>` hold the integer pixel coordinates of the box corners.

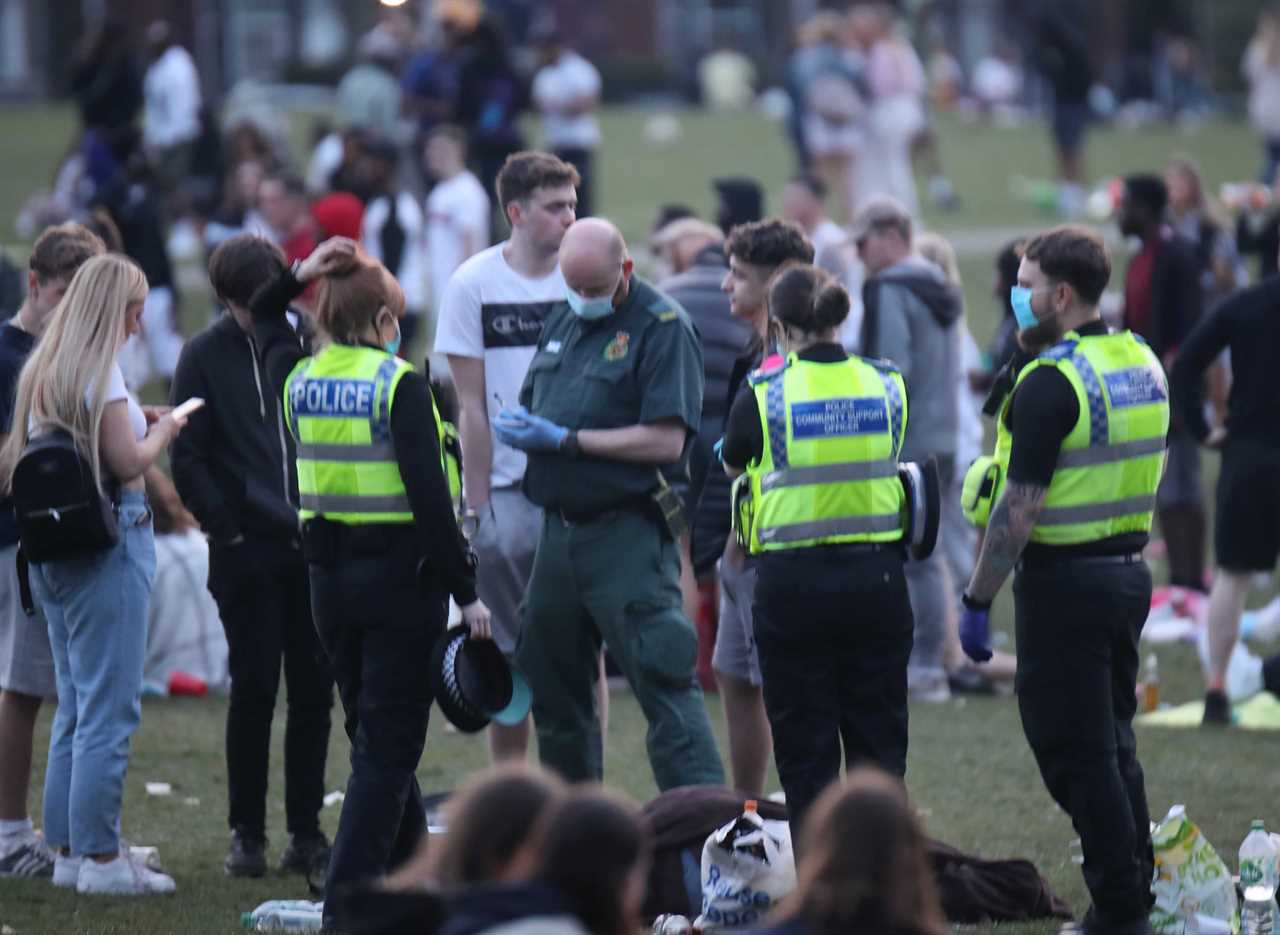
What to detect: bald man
<box><xmin>494</xmin><ymin>218</ymin><xmax>725</xmax><ymax>789</ymax></box>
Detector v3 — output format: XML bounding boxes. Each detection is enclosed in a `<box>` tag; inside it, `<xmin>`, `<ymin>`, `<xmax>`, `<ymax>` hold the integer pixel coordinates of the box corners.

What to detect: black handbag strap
<box><xmin>15</xmin><ymin>547</ymin><xmax>34</xmax><ymax>617</ymax></box>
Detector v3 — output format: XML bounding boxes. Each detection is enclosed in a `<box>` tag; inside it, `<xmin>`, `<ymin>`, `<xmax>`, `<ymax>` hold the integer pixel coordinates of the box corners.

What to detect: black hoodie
<box><xmin>170</xmin><ymin>311</ymin><xmax>300</xmax><ymax>543</ymax></box>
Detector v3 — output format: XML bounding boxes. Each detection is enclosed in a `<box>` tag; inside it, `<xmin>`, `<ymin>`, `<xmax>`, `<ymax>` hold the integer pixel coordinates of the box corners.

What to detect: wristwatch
<box><xmin>560</xmin><ymin>429</ymin><xmax>582</xmax><ymax>458</ymax></box>
<box><xmin>458</xmin><ymin>508</ymin><xmax>480</xmax><ymax>540</ymax></box>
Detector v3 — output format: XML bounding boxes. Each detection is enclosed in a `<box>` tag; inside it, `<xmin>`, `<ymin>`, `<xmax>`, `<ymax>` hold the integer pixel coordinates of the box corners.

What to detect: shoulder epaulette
<box><xmin>748</xmin><ymin>356</ymin><xmax>789</xmax><ymax>385</ymax></box>
<box><xmin>645</xmin><ymin>297</ymin><xmax>682</xmax><ymax>323</ymax></box>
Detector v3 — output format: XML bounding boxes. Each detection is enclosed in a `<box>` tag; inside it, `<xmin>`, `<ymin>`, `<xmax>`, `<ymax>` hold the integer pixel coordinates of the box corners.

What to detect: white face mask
<box><xmin>566</xmin><ymin>286</ymin><xmax>615</xmax><ymax>320</ymax></box>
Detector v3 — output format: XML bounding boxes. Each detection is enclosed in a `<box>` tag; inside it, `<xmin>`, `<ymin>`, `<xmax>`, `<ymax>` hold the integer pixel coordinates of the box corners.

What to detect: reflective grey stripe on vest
<box><xmin>1037</xmin><ymin>494</ymin><xmax>1157</xmax><ymax>526</ymax></box>
<box><xmin>765</xmin><ymin>376</ymin><xmax>789</xmax><ymax>469</ymax></box>
<box><xmin>296</xmin><ymin>442</ymin><xmax>397</xmax><ymax>463</ymax></box>
<box><xmin>760</xmin><ymin>459</ymin><xmax>898</xmax><ymax>493</ymax></box>
<box><xmin>877</xmin><ymin>371</ymin><xmax>905</xmax><ymax>459</ymax></box>
<box><xmin>300</xmin><ymin>492</ymin><xmax>413</xmax><ymax>514</ymax></box>
<box><xmin>757</xmin><ymin>512</ymin><xmax>902</xmax><ymax>544</ymax></box>
<box><xmin>1056</xmin><ymin>436</ymin><xmax>1166</xmax><ymax>469</ymax></box>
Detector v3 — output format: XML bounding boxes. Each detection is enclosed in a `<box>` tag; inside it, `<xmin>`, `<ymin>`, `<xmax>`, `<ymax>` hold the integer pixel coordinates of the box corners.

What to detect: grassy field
<box><xmin>1</xmin><ymin>102</ymin><xmax>1278</xmax><ymax>934</ymax></box>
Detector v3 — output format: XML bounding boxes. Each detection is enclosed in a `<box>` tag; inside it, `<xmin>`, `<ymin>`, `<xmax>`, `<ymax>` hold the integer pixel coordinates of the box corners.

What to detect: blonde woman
<box><xmin>0</xmin><ymin>254</ymin><xmax>187</xmax><ymax>895</ymax></box>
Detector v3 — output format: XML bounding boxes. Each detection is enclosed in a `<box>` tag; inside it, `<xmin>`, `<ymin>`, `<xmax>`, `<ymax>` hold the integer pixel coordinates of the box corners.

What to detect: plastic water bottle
<box><xmin>1243</xmin><ymin>886</ymin><xmax>1275</xmax><ymax>935</ymax></box>
<box><xmin>1242</xmin><ymin>821</ymin><xmax>1278</xmax><ymax>889</ymax></box>
<box><xmin>241</xmin><ymin>900</ymin><xmax>324</xmax><ymax>931</ymax></box>
<box><xmin>1241</xmin><ymin>821</ymin><xmax>1278</xmax><ymax>935</ymax></box>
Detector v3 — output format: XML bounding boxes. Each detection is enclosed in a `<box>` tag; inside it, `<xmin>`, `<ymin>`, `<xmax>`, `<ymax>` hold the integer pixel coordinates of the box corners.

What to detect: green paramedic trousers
<box><xmin>516</xmin><ymin>507</ymin><xmax>725</xmax><ymax>790</ymax></box>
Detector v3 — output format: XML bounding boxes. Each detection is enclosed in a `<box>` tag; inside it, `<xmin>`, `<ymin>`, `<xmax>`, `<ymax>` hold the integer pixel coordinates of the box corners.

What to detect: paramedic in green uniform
<box><xmin>494</xmin><ymin>217</ymin><xmax>724</xmax><ymax>790</ymax></box>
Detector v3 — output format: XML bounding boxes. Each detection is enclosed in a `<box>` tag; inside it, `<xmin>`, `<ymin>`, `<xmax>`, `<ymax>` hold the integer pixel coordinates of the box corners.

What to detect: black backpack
<box><xmin>12</xmin><ymin>429</ymin><xmax>119</xmax><ymax>564</ymax></box>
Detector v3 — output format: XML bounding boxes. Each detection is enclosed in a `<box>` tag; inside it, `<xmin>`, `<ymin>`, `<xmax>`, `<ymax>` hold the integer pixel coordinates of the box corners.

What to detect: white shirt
<box><xmin>811</xmin><ymin>219</ymin><xmax>847</xmax><ymax>259</ymax></box>
<box><xmin>31</xmin><ymin>362</ymin><xmax>145</xmax><ymax>441</ymax></box>
<box><xmin>143</xmin><ymin>46</ymin><xmax>202</xmax><ymax>148</ymax></box>
<box><xmin>363</xmin><ymin>192</ymin><xmax>427</xmax><ymax>313</ymax></box>
<box><xmin>433</xmin><ymin>244</ymin><xmax>566</xmax><ymax>489</ymax></box>
<box><xmin>425</xmin><ymin>172</ymin><xmax>491</xmax><ymax>315</ymax></box>
<box><xmin>532</xmin><ymin>51</ymin><xmax>602</xmax><ymax>150</ymax></box>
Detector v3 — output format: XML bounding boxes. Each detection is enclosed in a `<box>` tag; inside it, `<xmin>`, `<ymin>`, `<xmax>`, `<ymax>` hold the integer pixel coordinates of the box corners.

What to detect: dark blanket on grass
<box><xmin>641</xmin><ymin>785</ymin><xmax>1074</xmax><ymax>925</ymax></box>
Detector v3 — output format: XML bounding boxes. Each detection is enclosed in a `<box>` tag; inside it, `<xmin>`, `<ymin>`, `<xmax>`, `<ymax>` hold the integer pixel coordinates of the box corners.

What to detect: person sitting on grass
<box><xmin>440</xmin><ymin>787</ymin><xmax>652</xmax><ymax>935</ymax></box>
<box><xmin>756</xmin><ymin>767</ymin><xmax>947</xmax><ymax>935</ymax></box>
<box><xmin>328</xmin><ymin>763</ymin><xmax>569</xmax><ymax>935</ymax></box>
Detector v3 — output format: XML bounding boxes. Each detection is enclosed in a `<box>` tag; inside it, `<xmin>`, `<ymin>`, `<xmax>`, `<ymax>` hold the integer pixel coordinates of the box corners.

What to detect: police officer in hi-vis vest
<box><xmin>721</xmin><ymin>263</ymin><xmax>916</xmax><ymax>842</ymax></box>
<box><xmin>247</xmin><ymin>238</ymin><xmax>490</xmax><ymax>928</ymax></box>
<box><xmin>958</xmin><ymin>226</ymin><xmax>1167</xmax><ymax>935</ymax></box>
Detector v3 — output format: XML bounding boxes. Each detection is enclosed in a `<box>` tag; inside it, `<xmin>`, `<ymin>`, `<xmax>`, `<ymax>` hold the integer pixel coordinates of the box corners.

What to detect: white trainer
<box><xmin>77</xmin><ymin>850</ymin><xmax>176</xmax><ymax>895</ymax></box>
<box><xmin>52</xmin><ymin>853</ymin><xmax>82</xmax><ymax>888</ymax></box>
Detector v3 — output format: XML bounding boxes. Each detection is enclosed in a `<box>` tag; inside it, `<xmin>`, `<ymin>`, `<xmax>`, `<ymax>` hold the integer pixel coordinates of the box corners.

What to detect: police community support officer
<box><xmin>721</xmin><ymin>263</ymin><xmax>914</xmax><ymax>842</ymax></box>
<box><xmin>248</xmin><ymin>238</ymin><xmax>491</xmax><ymax>927</ymax></box>
<box><xmin>493</xmin><ymin>217</ymin><xmax>724</xmax><ymax>790</ymax></box>
<box><xmin>959</xmin><ymin>226</ymin><xmax>1167</xmax><ymax>934</ymax></box>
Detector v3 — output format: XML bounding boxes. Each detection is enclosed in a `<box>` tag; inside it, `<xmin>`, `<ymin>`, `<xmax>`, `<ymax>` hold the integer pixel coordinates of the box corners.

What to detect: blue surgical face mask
<box><xmin>1010</xmin><ymin>285</ymin><xmax>1039</xmax><ymax>331</ymax></box>
<box><xmin>566</xmin><ymin>287</ymin><xmax>615</xmax><ymax>320</ymax></box>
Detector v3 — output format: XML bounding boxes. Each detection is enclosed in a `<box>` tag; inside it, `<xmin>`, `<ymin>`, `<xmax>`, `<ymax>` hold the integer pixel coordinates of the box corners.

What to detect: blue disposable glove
<box><xmin>713</xmin><ymin>437</ymin><xmax>725</xmax><ymax>463</ymax></box>
<box><xmin>959</xmin><ymin>594</ymin><xmax>993</xmax><ymax>663</ymax></box>
<box><xmin>492</xmin><ymin>406</ymin><xmax>569</xmax><ymax>452</ymax></box>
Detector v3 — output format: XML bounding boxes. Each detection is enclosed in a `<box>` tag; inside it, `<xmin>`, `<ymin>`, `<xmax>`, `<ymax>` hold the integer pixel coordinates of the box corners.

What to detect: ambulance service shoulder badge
<box><xmin>603</xmin><ymin>331</ymin><xmax>630</xmax><ymax>362</ymax></box>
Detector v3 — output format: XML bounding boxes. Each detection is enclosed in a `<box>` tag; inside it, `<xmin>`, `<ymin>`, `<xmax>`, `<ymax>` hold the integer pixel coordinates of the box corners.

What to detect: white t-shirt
<box><xmin>532</xmin><ymin>51</ymin><xmax>602</xmax><ymax>150</ymax></box>
<box><xmin>30</xmin><ymin>362</ymin><xmax>146</xmax><ymax>441</ymax></box>
<box><xmin>433</xmin><ymin>244</ymin><xmax>566</xmax><ymax>489</ymax></box>
<box><xmin>100</xmin><ymin>362</ymin><xmax>148</xmax><ymax>441</ymax></box>
<box><xmin>363</xmin><ymin>192</ymin><xmax>427</xmax><ymax>313</ymax></box>
<box><xmin>143</xmin><ymin>46</ymin><xmax>202</xmax><ymax>148</ymax></box>
<box><xmin>425</xmin><ymin>172</ymin><xmax>491</xmax><ymax>315</ymax></box>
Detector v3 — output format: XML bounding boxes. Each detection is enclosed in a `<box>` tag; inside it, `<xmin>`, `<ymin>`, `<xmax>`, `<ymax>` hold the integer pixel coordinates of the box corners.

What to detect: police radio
<box><xmin>898</xmin><ymin>457</ymin><xmax>940</xmax><ymax>561</ymax></box>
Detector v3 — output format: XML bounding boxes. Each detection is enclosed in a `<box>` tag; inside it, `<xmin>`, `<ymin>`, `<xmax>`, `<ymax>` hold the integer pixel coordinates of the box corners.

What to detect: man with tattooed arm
<box><xmin>958</xmin><ymin>226</ymin><xmax>1168</xmax><ymax>935</ymax></box>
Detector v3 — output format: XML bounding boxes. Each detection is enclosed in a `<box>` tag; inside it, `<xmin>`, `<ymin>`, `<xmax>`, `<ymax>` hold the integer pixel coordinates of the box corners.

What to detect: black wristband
<box><xmin>961</xmin><ymin>592</ymin><xmax>992</xmax><ymax>612</ymax></box>
<box><xmin>561</xmin><ymin>429</ymin><xmax>581</xmax><ymax>458</ymax></box>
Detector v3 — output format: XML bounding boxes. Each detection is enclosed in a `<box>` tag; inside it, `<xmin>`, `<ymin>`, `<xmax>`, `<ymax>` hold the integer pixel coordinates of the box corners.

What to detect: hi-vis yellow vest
<box><xmin>962</xmin><ymin>330</ymin><xmax>1168</xmax><ymax>544</ymax></box>
<box><xmin>734</xmin><ymin>354</ymin><xmax>907</xmax><ymax>554</ymax></box>
<box><xmin>284</xmin><ymin>344</ymin><xmax>459</xmax><ymax>525</ymax></box>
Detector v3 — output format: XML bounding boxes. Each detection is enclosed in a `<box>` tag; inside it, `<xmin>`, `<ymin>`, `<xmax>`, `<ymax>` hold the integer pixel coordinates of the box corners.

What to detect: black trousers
<box><xmin>210</xmin><ymin>538</ymin><xmax>333</xmax><ymax>837</ymax></box>
<box><xmin>555</xmin><ymin>147</ymin><xmax>594</xmax><ymax>219</ymax></box>
<box><xmin>307</xmin><ymin>526</ymin><xmax>445</xmax><ymax>916</ymax></box>
<box><xmin>1014</xmin><ymin>558</ymin><xmax>1155</xmax><ymax>926</ymax></box>
<box><xmin>752</xmin><ymin>546</ymin><xmax>914</xmax><ymax>843</ymax></box>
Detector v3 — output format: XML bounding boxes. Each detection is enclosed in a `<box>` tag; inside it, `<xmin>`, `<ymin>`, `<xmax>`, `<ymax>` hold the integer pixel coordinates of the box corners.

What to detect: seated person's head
<box><xmin>535</xmin><ymin>787</ymin><xmax>651</xmax><ymax>935</ymax></box>
<box><xmin>388</xmin><ymin>763</ymin><xmax>567</xmax><ymax>891</ymax></box>
<box><xmin>780</xmin><ymin>767</ymin><xmax>946</xmax><ymax>935</ymax></box>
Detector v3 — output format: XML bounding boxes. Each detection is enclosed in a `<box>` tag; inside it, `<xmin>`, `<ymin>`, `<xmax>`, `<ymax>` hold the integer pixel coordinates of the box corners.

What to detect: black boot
<box><xmin>225</xmin><ymin>827</ymin><xmax>267</xmax><ymax>878</ymax></box>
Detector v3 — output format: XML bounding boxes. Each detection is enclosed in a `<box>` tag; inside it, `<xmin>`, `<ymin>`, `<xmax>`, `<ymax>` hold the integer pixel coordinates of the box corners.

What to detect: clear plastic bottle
<box><xmin>1241</xmin><ymin>821</ymin><xmax>1279</xmax><ymax>891</ymax></box>
<box><xmin>1241</xmin><ymin>821</ymin><xmax>1279</xmax><ymax>935</ymax></box>
<box><xmin>241</xmin><ymin>900</ymin><xmax>324</xmax><ymax>931</ymax></box>
<box><xmin>1242</xmin><ymin>886</ymin><xmax>1275</xmax><ymax>935</ymax></box>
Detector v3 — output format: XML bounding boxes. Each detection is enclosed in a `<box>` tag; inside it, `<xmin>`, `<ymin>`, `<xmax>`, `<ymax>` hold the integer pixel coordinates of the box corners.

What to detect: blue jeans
<box><xmin>33</xmin><ymin>490</ymin><xmax>155</xmax><ymax>857</ymax></box>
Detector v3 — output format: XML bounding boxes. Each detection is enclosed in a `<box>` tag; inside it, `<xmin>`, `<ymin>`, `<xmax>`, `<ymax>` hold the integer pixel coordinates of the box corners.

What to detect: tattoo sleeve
<box><xmin>966</xmin><ymin>480</ymin><xmax>1048</xmax><ymax>604</ymax></box>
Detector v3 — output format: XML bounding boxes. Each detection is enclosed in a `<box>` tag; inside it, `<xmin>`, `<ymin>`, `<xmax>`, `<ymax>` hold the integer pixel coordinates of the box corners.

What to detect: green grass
<box><xmin>2</xmin><ymin>102</ymin><xmax>1278</xmax><ymax>934</ymax></box>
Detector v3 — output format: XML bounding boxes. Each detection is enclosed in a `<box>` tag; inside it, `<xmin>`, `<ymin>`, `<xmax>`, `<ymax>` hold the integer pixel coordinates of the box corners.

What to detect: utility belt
<box><xmin>301</xmin><ymin>516</ymin><xmax>416</xmax><ymax>567</ymax></box>
<box><xmin>549</xmin><ymin>472</ymin><xmax>688</xmax><ymax>542</ymax></box>
<box><xmin>1015</xmin><ymin>551</ymin><xmax>1144</xmax><ymax>573</ymax></box>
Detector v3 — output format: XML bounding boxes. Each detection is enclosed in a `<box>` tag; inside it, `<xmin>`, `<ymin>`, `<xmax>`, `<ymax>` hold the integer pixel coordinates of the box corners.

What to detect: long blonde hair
<box><xmin>0</xmin><ymin>254</ymin><xmax>147</xmax><ymax>494</ymax></box>
<box><xmin>916</xmin><ymin>231</ymin><xmax>962</xmax><ymax>289</ymax></box>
